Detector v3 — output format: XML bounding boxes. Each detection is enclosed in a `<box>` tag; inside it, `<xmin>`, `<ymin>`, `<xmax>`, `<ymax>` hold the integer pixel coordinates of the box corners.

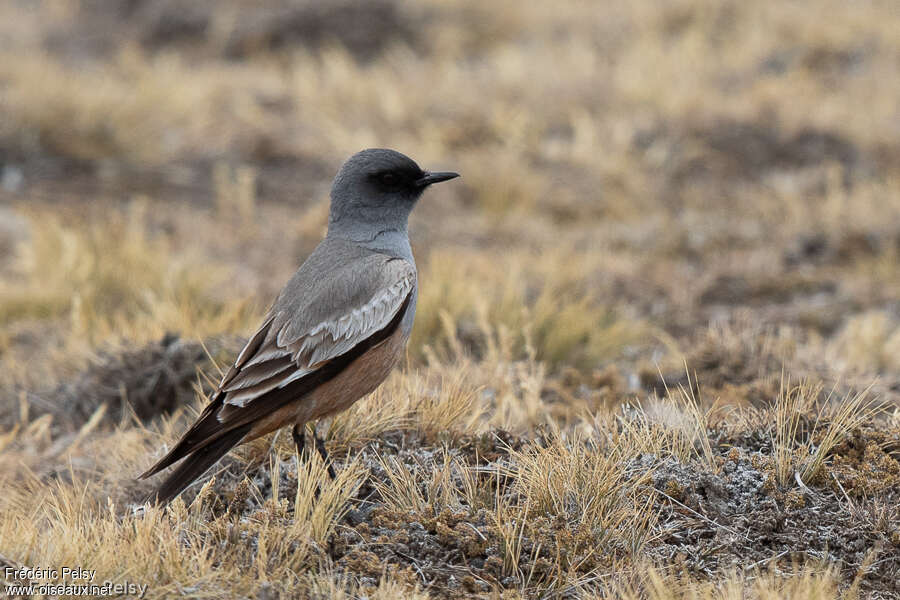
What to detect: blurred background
<box><xmin>2</xmin><ymin>0</ymin><xmax>899</xmax><ymax>406</ymax></box>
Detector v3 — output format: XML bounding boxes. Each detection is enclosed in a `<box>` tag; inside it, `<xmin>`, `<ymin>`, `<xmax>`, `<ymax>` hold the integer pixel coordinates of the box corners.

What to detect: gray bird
<box><xmin>140</xmin><ymin>148</ymin><xmax>458</xmax><ymax>504</ymax></box>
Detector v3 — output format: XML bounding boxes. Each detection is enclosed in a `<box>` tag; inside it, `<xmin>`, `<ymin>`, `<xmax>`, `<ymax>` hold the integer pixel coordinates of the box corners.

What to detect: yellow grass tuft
<box><xmin>618</xmin><ymin>565</ymin><xmax>841</xmax><ymax>600</ymax></box>
<box><xmin>772</xmin><ymin>377</ymin><xmax>819</xmax><ymax>487</ymax></box>
<box><xmin>413</xmin><ymin>248</ymin><xmax>650</xmax><ymax>371</ymax></box>
<box><xmin>0</xmin><ymin>205</ymin><xmax>256</xmax><ymax>346</ymax></box>
<box><xmin>801</xmin><ymin>384</ymin><xmax>888</xmax><ymax>485</ymax></box>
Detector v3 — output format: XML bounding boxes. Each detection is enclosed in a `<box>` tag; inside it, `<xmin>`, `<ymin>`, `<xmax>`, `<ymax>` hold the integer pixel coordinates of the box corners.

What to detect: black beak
<box><xmin>416</xmin><ymin>171</ymin><xmax>459</xmax><ymax>188</ymax></box>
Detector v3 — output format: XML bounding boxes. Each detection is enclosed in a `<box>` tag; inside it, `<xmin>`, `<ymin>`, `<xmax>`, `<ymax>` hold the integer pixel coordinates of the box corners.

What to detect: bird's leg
<box><xmin>291</xmin><ymin>423</ymin><xmax>305</xmax><ymax>456</ymax></box>
<box><xmin>311</xmin><ymin>424</ymin><xmax>337</xmax><ymax>480</ymax></box>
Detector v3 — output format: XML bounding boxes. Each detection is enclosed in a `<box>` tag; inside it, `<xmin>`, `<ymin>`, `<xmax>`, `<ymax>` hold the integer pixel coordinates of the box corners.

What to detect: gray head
<box><xmin>327</xmin><ymin>148</ymin><xmax>458</xmax><ymax>241</ymax></box>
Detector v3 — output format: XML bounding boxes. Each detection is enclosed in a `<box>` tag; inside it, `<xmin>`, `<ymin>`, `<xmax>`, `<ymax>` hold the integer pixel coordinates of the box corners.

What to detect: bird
<box><xmin>139</xmin><ymin>148</ymin><xmax>459</xmax><ymax>505</ymax></box>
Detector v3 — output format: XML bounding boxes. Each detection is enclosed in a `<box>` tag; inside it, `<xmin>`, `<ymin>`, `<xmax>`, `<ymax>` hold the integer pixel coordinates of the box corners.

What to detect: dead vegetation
<box><xmin>1</xmin><ymin>0</ymin><xmax>900</xmax><ymax>598</ymax></box>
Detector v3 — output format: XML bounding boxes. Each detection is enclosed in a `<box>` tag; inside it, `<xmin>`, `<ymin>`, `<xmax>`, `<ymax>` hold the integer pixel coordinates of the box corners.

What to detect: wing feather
<box><xmin>221</xmin><ymin>356</ymin><xmax>294</xmax><ymax>392</ymax></box>
<box><xmin>219</xmin><ymin>256</ymin><xmax>415</xmax><ymax>411</ymax></box>
<box><xmin>139</xmin><ymin>248</ymin><xmax>415</xmax><ymax>483</ymax></box>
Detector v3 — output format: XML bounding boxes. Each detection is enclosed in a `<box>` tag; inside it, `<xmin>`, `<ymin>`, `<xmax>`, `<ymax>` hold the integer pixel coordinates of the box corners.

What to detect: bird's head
<box><xmin>328</xmin><ymin>148</ymin><xmax>458</xmax><ymax>238</ymax></box>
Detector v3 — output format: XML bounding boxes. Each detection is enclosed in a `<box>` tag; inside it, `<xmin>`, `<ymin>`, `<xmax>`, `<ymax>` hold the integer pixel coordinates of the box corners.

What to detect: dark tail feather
<box><xmin>139</xmin><ymin>400</ymin><xmax>228</xmax><ymax>480</ymax></box>
<box><xmin>144</xmin><ymin>424</ymin><xmax>251</xmax><ymax>506</ymax></box>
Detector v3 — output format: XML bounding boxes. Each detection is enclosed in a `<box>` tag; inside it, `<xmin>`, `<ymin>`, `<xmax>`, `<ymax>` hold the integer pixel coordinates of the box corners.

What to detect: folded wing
<box><xmin>140</xmin><ymin>252</ymin><xmax>415</xmax><ymax>483</ymax></box>
<box><xmin>221</xmin><ymin>261</ymin><xmax>415</xmax><ymax>408</ymax></box>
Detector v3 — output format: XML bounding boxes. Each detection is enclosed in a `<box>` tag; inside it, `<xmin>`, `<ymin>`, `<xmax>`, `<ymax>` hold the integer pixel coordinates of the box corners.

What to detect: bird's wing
<box><xmin>139</xmin><ymin>247</ymin><xmax>415</xmax><ymax>483</ymax></box>
<box><xmin>218</xmin><ymin>254</ymin><xmax>416</xmax><ymax>410</ymax></box>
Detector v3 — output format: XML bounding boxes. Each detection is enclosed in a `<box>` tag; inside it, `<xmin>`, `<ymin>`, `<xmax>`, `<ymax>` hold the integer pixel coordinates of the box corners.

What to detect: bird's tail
<box><xmin>142</xmin><ymin>423</ymin><xmax>251</xmax><ymax>506</ymax></box>
<box><xmin>139</xmin><ymin>397</ymin><xmax>231</xmax><ymax>480</ymax></box>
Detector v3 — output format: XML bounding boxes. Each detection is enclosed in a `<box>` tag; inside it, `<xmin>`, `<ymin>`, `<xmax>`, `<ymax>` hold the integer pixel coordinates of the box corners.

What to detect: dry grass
<box><xmin>616</xmin><ymin>565</ymin><xmax>842</xmax><ymax>600</ymax></box>
<box><xmin>2</xmin><ymin>0</ymin><xmax>900</xmax><ymax>597</ymax></box>
<box><xmin>412</xmin><ymin>247</ymin><xmax>650</xmax><ymax>370</ymax></box>
<box><xmin>772</xmin><ymin>378</ymin><xmax>816</xmax><ymax>487</ymax></box>
<box><xmin>800</xmin><ymin>384</ymin><xmax>888</xmax><ymax>485</ymax></box>
<box><xmin>767</xmin><ymin>377</ymin><xmax>890</xmax><ymax>488</ymax></box>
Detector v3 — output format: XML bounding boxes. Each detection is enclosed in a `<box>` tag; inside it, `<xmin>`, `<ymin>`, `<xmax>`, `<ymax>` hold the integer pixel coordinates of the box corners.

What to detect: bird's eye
<box><xmin>380</xmin><ymin>172</ymin><xmax>399</xmax><ymax>186</ymax></box>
